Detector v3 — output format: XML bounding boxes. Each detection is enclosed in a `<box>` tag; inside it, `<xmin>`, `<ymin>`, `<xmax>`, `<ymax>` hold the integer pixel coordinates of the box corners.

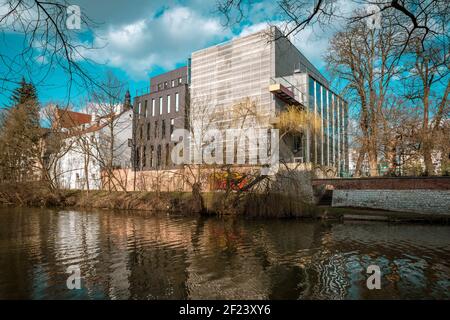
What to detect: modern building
<box><xmin>132</xmin><ymin>66</ymin><xmax>189</xmax><ymax>170</ymax></box>
<box><xmin>56</xmin><ymin>94</ymin><xmax>133</xmax><ymax>190</ymax></box>
<box><xmin>190</xmin><ymin>26</ymin><xmax>349</xmax><ymax>173</ymax></box>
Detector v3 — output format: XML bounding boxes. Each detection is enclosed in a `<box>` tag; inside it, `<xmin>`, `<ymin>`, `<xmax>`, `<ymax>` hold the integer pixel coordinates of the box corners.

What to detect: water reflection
<box><xmin>0</xmin><ymin>207</ymin><xmax>449</xmax><ymax>299</ymax></box>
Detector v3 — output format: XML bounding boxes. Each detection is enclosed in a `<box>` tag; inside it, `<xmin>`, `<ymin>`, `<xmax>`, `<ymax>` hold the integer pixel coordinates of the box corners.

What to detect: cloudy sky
<box><xmin>1</xmin><ymin>0</ymin><xmax>337</xmax><ymax>107</ymax></box>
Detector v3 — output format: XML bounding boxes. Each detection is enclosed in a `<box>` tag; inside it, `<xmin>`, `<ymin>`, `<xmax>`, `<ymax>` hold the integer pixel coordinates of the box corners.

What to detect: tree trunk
<box><xmin>422</xmin><ymin>140</ymin><xmax>434</xmax><ymax>175</ymax></box>
<box><xmin>354</xmin><ymin>147</ymin><xmax>365</xmax><ymax>177</ymax></box>
<box><xmin>368</xmin><ymin>142</ymin><xmax>378</xmax><ymax>176</ymax></box>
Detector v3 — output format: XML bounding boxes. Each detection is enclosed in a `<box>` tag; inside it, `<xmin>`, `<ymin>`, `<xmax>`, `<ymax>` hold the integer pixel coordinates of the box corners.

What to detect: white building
<box><xmin>55</xmin><ymin>93</ymin><xmax>133</xmax><ymax>190</ymax></box>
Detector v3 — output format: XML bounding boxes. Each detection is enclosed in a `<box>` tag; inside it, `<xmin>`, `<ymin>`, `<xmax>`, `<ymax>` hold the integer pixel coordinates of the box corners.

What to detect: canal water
<box><xmin>0</xmin><ymin>207</ymin><xmax>449</xmax><ymax>299</ymax></box>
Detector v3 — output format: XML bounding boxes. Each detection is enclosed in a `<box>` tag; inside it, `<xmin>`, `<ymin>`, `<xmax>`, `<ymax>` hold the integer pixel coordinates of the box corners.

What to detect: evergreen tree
<box><xmin>0</xmin><ymin>78</ymin><xmax>41</xmax><ymax>182</ymax></box>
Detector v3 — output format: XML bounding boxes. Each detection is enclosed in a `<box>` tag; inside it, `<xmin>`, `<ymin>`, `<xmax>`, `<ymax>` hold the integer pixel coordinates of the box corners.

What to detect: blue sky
<box><xmin>0</xmin><ymin>0</ymin><xmax>336</xmax><ymax>109</ymax></box>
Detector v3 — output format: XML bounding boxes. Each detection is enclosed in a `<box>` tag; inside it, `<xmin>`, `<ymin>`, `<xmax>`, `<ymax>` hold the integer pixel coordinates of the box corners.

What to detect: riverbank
<box><xmin>1</xmin><ymin>182</ymin><xmax>448</xmax><ymax>223</ymax></box>
<box><xmin>0</xmin><ymin>182</ymin><xmax>318</xmax><ymax>218</ymax></box>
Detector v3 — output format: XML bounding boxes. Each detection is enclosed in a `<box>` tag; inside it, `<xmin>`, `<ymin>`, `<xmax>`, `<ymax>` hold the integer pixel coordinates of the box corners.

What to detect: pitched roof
<box><xmin>55</xmin><ymin>109</ymin><xmax>92</xmax><ymax>129</ymax></box>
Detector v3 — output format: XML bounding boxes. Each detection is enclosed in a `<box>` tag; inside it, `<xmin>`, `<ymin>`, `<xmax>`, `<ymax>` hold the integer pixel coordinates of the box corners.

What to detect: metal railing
<box><xmin>270</xmin><ymin>76</ymin><xmax>306</xmax><ymax>105</ymax></box>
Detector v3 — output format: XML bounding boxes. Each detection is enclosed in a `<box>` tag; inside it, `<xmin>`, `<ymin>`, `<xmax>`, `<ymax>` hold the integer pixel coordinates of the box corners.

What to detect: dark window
<box><xmin>157</xmin><ymin>145</ymin><xmax>162</xmax><ymax>167</ymax></box>
<box><xmin>157</xmin><ymin>83</ymin><xmax>162</xmax><ymax>91</ymax></box>
<box><xmin>143</xmin><ymin>146</ymin><xmax>147</xmax><ymax>167</ymax></box>
<box><xmin>154</xmin><ymin>121</ymin><xmax>158</xmax><ymax>138</ymax></box>
<box><xmin>150</xmin><ymin>146</ymin><xmax>154</xmax><ymax>167</ymax></box>
<box><xmin>165</xmin><ymin>144</ymin><xmax>170</xmax><ymax>167</ymax></box>
<box><xmin>135</xmin><ymin>147</ymin><xmax>140</xmax><ymax>169</ymax></box>
<box><xmin>139</xmin><ymin>125</ymin><xmax>143</xmax><ymax>140</ymax></box>
<box><xmin>164</xmin><ymin>81</ymin><xmax>168</xmax><ymax>89</ymax></box>
<box><xmin>293</xmin><ymin>135</ymin><xmax>302</xmax><ymax>153</ymax></box>
<box><xmin>162</xmin><ymin>120</ymin><xmax>166</xmax><ymax>138</ymax></box>
<box><xmin>147</xmin><ymin>122</ymin><xmax>151</xmax><ymax>140</ymax></box>
<box><xmin>144</xmin><ymin>100</ymin><xmax>148</xmax><ymax>117</ymax></box>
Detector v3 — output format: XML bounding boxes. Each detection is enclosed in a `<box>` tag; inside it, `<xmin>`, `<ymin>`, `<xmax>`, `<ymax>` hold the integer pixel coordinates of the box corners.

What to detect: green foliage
<box><xmin>0</xmin><ymin>78</ymin><xmax>41</xmax><ymax>182</ymax></box>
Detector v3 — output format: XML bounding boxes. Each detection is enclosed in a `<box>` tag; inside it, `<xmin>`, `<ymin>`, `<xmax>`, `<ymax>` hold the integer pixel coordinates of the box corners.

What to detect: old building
<box><xmin>132</xmin><ymin>66</ymin><xmax>189</xmax><ymax>170</ymax></box>
<box><xmin>56</xmin><ymin>93</ymin><xmax>133</xmax><ymax>190</ymax></box>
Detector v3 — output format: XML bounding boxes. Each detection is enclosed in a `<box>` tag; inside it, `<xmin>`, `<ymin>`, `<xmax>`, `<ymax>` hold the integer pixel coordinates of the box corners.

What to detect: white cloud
<box><xmin>290</xmin><ymin>27</ymin><xmax>332</xmax><ymax>69</ymax></box>
<box><xmin>81</xmin><ymin>6</ymin><xmax>228</xmax><ymax>79</ymax></box>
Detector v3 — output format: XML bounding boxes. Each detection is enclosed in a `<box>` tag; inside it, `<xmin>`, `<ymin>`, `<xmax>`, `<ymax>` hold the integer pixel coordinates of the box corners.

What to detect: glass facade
<box><xmin>307</xmin><ymin>75</ymin><xmax>348</xmax><ymax>173</ymax></box>
<box><xmin>190</xmin><ymin>27</ymin><xmax>348</xmax><ymax>172</ymax></box>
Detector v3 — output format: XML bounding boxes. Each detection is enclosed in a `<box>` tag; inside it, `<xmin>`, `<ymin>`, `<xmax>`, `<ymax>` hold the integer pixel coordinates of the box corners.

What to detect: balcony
<box><xmin>269</xmin><ymin>77</ymin><xmax>306</xmax><ymax>108</ymax></box>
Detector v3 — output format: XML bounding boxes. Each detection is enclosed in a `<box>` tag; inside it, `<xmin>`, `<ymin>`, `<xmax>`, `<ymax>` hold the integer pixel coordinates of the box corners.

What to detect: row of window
<box><xmin>138</xmin><ymin>93</ymin><xmax>180</xmax><ymax>118</ymax></box>
<box><xmin>139</xmin><ymin>119</ymin><xmax>175</xmax><ymax>141</ymax></box>
<box><xmin>135</xmin><ymin>144</ymin><xmax>172</xmax><ymax>169</ymax></box>
<box><xmin>157</xmin><ymin>77</ymin><xmax>183</xmax><ymax>91</ymax></box>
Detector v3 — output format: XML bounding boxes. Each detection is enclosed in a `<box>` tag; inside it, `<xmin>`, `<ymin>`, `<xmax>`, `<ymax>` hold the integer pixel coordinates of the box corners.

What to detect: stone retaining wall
<box><xmin>332</xmin><ymin>189</ymin><xmax>450</xmax><ymax>215</ymax></box>
<box><xmin>313</xmin><ymin>177</ymin><xmax>450</xmax><ymax>215</ymax></box>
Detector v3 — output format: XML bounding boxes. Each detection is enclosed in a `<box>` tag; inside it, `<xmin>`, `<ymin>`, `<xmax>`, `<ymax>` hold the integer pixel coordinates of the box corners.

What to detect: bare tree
<box><xmin>0</xmin><ymin>0</ymin><xmax>101</xmax><ymax>102</ymax></box>
<box><xmin>326</xmin><ymin>15</ymin><xmax>400</xmax><ymax>176</ymax></box>
<box><xmin>86</xmin><ymin>73</ymin><xmax>132</xmax><ymax>191</ymax></box>
<box><xmin>218</xmin><ymin>0</ymin><xmax>448</xmax><ymax>55</ymax></box>
<box><xmin>403</xmin><ymin>36</ymin><xmax>449</xmax><ymax>175</ymax></box>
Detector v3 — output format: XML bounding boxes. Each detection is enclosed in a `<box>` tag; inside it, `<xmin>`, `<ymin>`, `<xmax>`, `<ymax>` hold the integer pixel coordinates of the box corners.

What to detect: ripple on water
<box><xmin>0</xmin><ymin>208</ymin><xmax>449</xmax><ymax>299</ymax></box>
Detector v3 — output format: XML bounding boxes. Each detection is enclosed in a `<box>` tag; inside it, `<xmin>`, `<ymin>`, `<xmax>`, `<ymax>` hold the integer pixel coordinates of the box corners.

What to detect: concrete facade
<box><xmin>132</xmin><ymin>66</ymin><xmax>189</xmax><ymax>170</ymax></box>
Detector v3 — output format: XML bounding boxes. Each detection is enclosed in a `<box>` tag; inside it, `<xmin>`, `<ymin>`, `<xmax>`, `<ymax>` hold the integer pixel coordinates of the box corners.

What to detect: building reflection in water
<box><xmin>0</xmin><ymin>207</ymin><xmax>449</xmax><ymax>299</ymax></box>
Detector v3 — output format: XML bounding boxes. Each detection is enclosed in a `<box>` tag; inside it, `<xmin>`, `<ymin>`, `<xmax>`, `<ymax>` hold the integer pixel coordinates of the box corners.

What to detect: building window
<box><xmin>135</xmin><ymin>148</ymin><xmax>140</xmax><ymax>169</ymax></box>
<box><xmin>157</xmin><ymin>145</ymin><xmax>162</xmax><ymax>167</ymax></box>
<box><xmin>154</xmin><ymin>121</ymin><xmax>158</xmax><ymax>138</ymax></box>
<box><xmin>171</xmin><ymin>79</ymin><xmax>175</xmax><ymax>87</ymax></box>
<box><xmin>293</xmin><ymin>135</ymin><xmax>302</xmax><ymax>153</ymax></box>
<box><xmin>165</xmin><ymin>144</ymin><xmax>170</xmax><ymax>167</ymax></box>
<box><xmin>170</xmin><ymin>118</ymin><xmax>174</xmax><ymax>137</ymax></box>
<box><xmin>139</xmin><ymin>125</ymin><xmax>143</xmax><ymax>140</ymax></box>
<box><xmin>152</xmin><ymin>99</ymin><xmax>155</xmax><ymax>116</ymax></box>
<box><xmin>150</xmin><ymin>146</ymin><xmax>154</xmax><ymax>167</ymax></box>
<box><xmin>167</xmin><ymin>94</ymin><xmax>171</xmax><ymax>113</ymax></box>
<box><xmin>157</xmin><ymin>83</ymin><xmax>162</xmax><ymax>91</ymax></box>
<box><xmin>138</xmin><ymin>102</ymin><xmax>141</xmax><ymax>118</ymax></box>
<box><xmin>143</xmin><ymin>146</ymin><xmax>147</xmax><ymax>167</ymax></box>
<box><xmin>147</xmin><ymin>122</ymin><xmax>151</xmax><ymax>140</ymax></box>
<box><xmin>164</xmin><ymin>81</ymin><xmax>168</xmax><ymax>89</ymax></box>
<box><xmin>144</xmin><ymin>100</ymin><xmax>148</xmax><ymax>117</ymax></box>
<box><xmin>175</xmin><ymin>93</ymin><xmax>179</xmax><ymax>112</ymax></box>
<box><xmin>159</xmin><ymin>97</ymin><xmax>163</xmax><ymax>115</ymax></box>
<box><xmin>162</xmin><ymin>119</ymin><xmax>166</xmax><ymax>138</ymax></box>
<box><xmin>178</xmin><ymin>77</ymin><xmax>182</xmax><ymax>85</ymax></box>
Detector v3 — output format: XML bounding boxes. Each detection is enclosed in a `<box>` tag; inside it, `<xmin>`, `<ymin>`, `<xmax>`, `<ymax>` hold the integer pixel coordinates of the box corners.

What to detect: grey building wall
<box><xmin>190</xmin><ymin>26</ymin><xmax>348</xmax><ymax>172</ymax></box>
<box><xmin>132</xmin><ymin>66</ymin><xmax>189</xmax><ymax>170</ymax></box>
